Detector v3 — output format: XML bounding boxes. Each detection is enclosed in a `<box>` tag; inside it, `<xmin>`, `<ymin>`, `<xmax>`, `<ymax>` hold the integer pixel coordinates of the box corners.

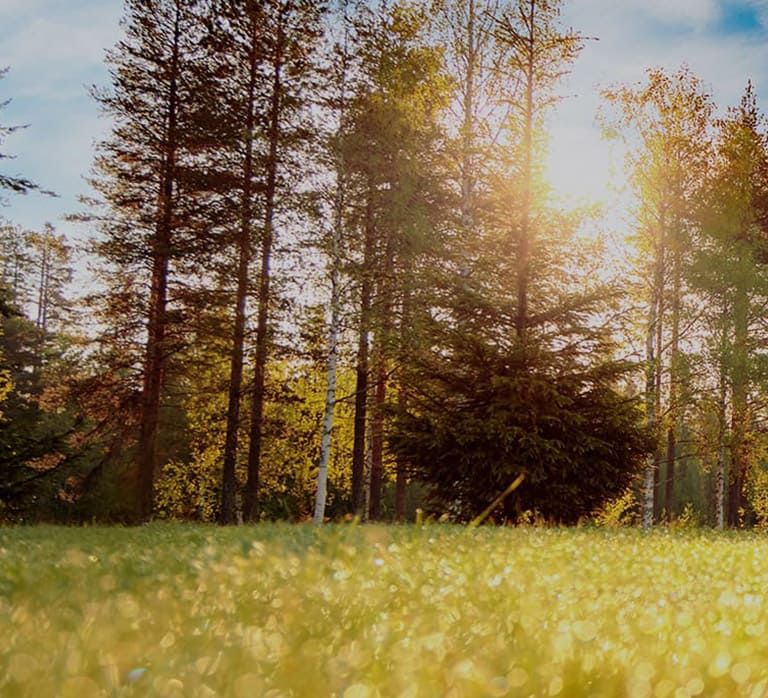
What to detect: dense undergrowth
<box><xmin>2</xmin><ymin>524</ymin><xmax>768</xmax><ymax>696</ymax></box>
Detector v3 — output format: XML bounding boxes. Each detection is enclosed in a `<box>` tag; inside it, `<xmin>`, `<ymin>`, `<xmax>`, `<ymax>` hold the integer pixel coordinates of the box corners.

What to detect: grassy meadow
<box><xmin>2</xmin><ymin>524</ymin><xmax>768</xmax><ymax>697</ymax></box>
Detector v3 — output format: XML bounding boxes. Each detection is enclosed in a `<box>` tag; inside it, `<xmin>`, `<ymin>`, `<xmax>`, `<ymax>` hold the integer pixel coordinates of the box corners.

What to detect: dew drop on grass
<box><xmin>126</xmin><ymin>667</ymin><xmax>148</xmax><ymax>683</ymax></box>
<box><xmin>343</xmin><ymin>682</ymin><xmax>372</xmax><ymax>698</ymax></box>
<box><xmin>548</xmin><ymin>676</ymin><xmax>563</xmax><ymax>696</ymax></box>
<box><xmin>730</xmin><ymin>663</ymin><xmax>750</xmax><ymax>683</ymax></box>
<box><xmin>708</xmin><ymin>651</ymin><xmax>731</xmax><ymax>677</ymax></box>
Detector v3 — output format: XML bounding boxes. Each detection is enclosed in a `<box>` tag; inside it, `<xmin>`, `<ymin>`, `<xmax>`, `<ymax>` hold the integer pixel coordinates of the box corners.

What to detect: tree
<box><xmin>314</xmin><ymin>0</ymin><xmax>351</xmax><ymax>524</ymax></box>
<box><xmin>28</xmin><ymin>224</ymin><xmax>73</xmax><ymax>369</ymax></box>
<box><xmin>0</xmin><ymin>68</ymin><xmax>51</xmax><ymax>197</ymax></box>
<box><xmin>214</xmin><ymin>0</ymin><xmax>268</xmax><ymax>525</ymax></box>
<box><xmin>492</xmin><ymin>0</ymin><xmax>583</xmax><ymax>340</ymax></box>
<box><xmin>692</xmin><ymin>83</ymin><xmax>768</xmax><ymax>527</ymax></box>
<box><xmin>435</xmin><ymin>0</ymin><xmax>508</xmax><ymax>229</ymax></box>
<box><xmin>602</xmin><ymin>67</ymin><xmax>714</xmax><ymax>526</ymax></box>
<box><xmin>240</xmin><ymin>0</ymin><xmax>324</xmax><ymax>522</ymax></box>
<box><xmin>389</xmin><ymin>0</ymin><xmax>652</xmax><ymax>523</ymax></box>
<box><xmin>0</xmin><ymin>255</ymin><xmax>87</xmax><ymax>520</ymax></box>
<box><xmin>90</xmin><ymin>0</ymin><xmax>217</xmax><ymax>519</ymax></box>
<box><xmin>390</xmin><ymin>326</ymin><xmax>652</xmax><ymax>523</ymax></box>
<box><xmin>343</xmin><ymin>0</ymin><xmax>450</xmax><ymax>519</ymax></box>
<box><xmin>0</xmin><ymin>224</ymin><xmax>32</xmax><ymax>306</ymax></box>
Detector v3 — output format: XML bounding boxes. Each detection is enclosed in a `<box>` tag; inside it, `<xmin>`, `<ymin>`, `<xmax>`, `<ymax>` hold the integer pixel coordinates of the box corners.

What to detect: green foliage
<box><xmin>4</xmin><ymin>525</ymin><xmax>768</xmax><ymax>695</ymax></box>
<box><xmin>152</xmin><ymin>352</ymin><xmax>358</xmax><ymax>522</ymax></box>
<box><xmin>669</xmin><ymin>503</ymin><xmax>701</xmax><ymax>530</ymax></box>
<box><xmin>747</xmin><ymin>466</ymin><xmax>768</xmax><ymax>530</ymax></box>
<box><xmin>0</xmin><ymin>290</ymin><xmax>80</xmax><ymax>517</ymax></box>
<box><xmin>155</xmin><ymin>458</ymin><xmax>220</xmax><ymax>522</ymax></box>
<box><xmin>391</xmin><ymin>335</ymin><xmax>652</xmax><ymax>523</ymax></box>
<box><xmin>593</xmin><ymin>488</ymin><xmax>638</xmax><ymax>527</ymax></box>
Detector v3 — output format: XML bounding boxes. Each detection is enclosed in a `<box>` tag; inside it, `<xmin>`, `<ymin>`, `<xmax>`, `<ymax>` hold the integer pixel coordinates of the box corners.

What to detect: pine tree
<box><xmin>241</xmin><ymin>0</ymin><xmax>324</xmax><ymax>522</ymax></box>
<box><xmin>28</xmin><ymin>224</ymin><xmax>73</xmax><ymax>369</ymax></box>
<box><xmin>343</xmin><ymin>0</ymin><xmax>450</xmax><ymax>520</ymax></box>
<box><xmin>90</xmin><ymin>0</ymin><xmax>215</xmax><ymax>519</ymax></box>
<box><xmin>389</xmin><ymin>0</ymin><xmax>653</xmax><ymax>523</ymax></box>
<box><xmin>0</xmin><ymin>68</ymin><xmax>50</xmax><ymax>197</ymax></box>
<box><xmin>213</xmin><ymin>0</ymin><xmax>268</xmax><ymax>525</ymax></box>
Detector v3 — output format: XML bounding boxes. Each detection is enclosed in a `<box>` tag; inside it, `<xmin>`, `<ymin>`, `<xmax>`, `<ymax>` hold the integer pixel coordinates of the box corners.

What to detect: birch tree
<box><xmin>314</xmin><ymin>1</ymin><xmax>352</xmax><ymax>524</ymax></box>
<box><xmin>602</xmin><ymin>68</ymin><xmax>713</xmax><ymax>526</ymax></box>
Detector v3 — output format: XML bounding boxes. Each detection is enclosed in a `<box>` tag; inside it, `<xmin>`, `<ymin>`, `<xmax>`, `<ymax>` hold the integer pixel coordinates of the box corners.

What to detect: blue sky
<box><xmin>0</xmin><ymin>0</ymin><xmax>121</xmax><ymax>243</ymax></box>
<box><xmin>2</xmin><ymin>0</ymin><xmax>768</xmax><ymax>243</ymax></box>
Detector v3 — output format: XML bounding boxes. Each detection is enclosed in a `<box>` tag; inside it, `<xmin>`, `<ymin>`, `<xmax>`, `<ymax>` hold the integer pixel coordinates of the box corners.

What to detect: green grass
<box><xmin>2</xmin><ymin>524</ymin><xmax>768</xmax><ymax>697</ymax></box>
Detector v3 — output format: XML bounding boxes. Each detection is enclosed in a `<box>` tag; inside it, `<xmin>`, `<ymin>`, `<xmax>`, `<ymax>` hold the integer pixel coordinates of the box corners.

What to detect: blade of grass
<box><xmin>468</xmin><ymin>473</ymin><xmax>525</xmax><ymax>528</ymax></box>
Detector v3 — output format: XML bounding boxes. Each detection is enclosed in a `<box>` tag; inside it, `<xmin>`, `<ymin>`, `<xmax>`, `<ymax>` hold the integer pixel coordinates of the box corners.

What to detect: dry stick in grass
<box><xmin>468</xmin><ymin>473</ymin><xmax>526</xmax><ymax>528</ymax></box>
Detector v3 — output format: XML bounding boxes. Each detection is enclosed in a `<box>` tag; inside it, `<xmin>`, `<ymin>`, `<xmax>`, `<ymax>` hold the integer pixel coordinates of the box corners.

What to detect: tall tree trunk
<box><xmin>313</xmin><ymin>237</ymin><xmax>341</xmax><ymax>523</ymax></box>
<box><xmin>351</xmin><ymin>187</ymin><xmax>375</xmax><ymax>516</ymax></box>
<box><xmin>314</xmin><ymin>23</ymin><xmax>348</xmax><ymax>524</ymax></box>
<box><xmin>243</xmin><ymin>13</ymin><xmax>285</xmax><ymax>522</ymax></box>
<box><xmin>642</xmin><ymin>219</ymin><xmax>665</xmax><ymax>529</ymax></box>
<box><xmin>369</xmin><ymin>347</ymin><xmax>386</xmax><ymax>521</ymax></box>
<box><xmin>515</xmin><ymin>0</ymin><xmax>535</xmax><ymax>341</ymax></box>
<box><xmin>136</xmin><ymin>2</ymin><xmax>181</xmax><ymax>522</ymax></box>
<box><xmin>715</xmin><ymin>311</ymin><xmax>728</xmax><ymax>530</ymax></box>
<box><xmin>394</xmin><ymin>284</ymin><xmax>411</xmax><ymax>522</ymax></box>
<box><xmin>664</xmin><ymin>242</ymin><xmax>682</xmax><ymax>522</ymax></box>
<box><xmin>459</xmin><ymin>0</ymin><xmax>477</xmax><ymax>228</ymax></box>
<box><xmin>642</xmin><ymin>281</ymin><xmax>659</xmax><ymax>529</ymax></box>
<box><xmin>652</xmin><ymin>224</ymin><xmax>667</xmax><ymax>523</ymax></box>
<box><xmin>220</xmin><ymin>28</ymin><xmax>259</xmax><ymax>525</ymax></box>
<box><xmin>35</xmin><ymin>241</ymin><xmax>49</xmax><ymax>332</ymax></box>
<box><xmin>369</xmin><ymin>227</ymin><xmax>395</xmax><ymax>521</ymax></box>
<box><xmin>33</xmin><ymin>238</ymin><xmax>50</xmax><ymax>375</ymax></box>
<box><xmin>729</xmin><ymin>271</ymin><xmax>749</xmax><ymax>527</ymax></box>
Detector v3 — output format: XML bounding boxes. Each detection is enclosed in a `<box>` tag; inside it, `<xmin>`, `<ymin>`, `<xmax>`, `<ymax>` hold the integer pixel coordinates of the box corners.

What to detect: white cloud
<box><xmin>1</xmin><ymin>0</ymin><xmax>120</xmax><ymax>246</ymax></box>
<box><xmin>629</xmin><ymin>0</ymin><xmax>720</xmax><ymax>27</ymax></box>
<box><xmin>546</xmin><ymin>0</ymin><xmax>768</xmax><ymax>209</ymax></box>
<box><xmin>3</xmin><ymin>0</ymin><xmax>768</xmax><ymax>253</ymax></box>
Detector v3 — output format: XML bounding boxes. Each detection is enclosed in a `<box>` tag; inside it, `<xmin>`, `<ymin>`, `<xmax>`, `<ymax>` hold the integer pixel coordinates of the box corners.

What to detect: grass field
<box><xmin>2</xmin><ymin>524</ymin><xmax>768</xmax><ymax>697</ymax></box>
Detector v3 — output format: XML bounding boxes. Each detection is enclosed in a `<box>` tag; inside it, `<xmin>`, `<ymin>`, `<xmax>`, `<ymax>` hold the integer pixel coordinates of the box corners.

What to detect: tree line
<box><xmin>2</xmin><ymin>0</ymin><xmax>768</xmax><ymax>528</ymax></box>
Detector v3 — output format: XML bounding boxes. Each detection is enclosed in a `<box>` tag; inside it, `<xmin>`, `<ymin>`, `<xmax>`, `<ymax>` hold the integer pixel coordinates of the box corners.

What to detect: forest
<box><xmin>2</xmin><ymin>0</ymin><xmax>768</xmax><ymax>530</ymax></box>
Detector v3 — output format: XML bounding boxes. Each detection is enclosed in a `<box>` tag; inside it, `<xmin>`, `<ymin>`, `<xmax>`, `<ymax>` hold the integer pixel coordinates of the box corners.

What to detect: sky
<box><xmin>0</xmin><ymin>0</ymin><xmax>122</xmax><ymax>243</ymax></box>
<box><xmin>550</xmin><ymin>0</ymin><xmax>768</xmax><ymax>208</ymax></box>
<box><xmin>2</xmin><ymin>0</ymin><xmax>768</xmax><ymax>246</ymax></box>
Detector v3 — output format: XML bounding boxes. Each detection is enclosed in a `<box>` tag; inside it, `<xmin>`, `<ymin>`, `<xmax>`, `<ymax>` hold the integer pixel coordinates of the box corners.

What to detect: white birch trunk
<box><xmin>715</xmin><ymin>443</ymin><xmax>726</xmax><ymax>530</ymax></box>
<box><xmin>313</xmin><ymin>5</ymin><xmax>347</xmax><ymax>524</ymax></box>
<box><xmin>642</xmin><ymin>274</ymin><xmax>659</xmax><ymax>530</ymax></box>
<box><xmin>313</xmin><ymin>281</ymin><xmax>339</xmax><ymax>523</ymax></box>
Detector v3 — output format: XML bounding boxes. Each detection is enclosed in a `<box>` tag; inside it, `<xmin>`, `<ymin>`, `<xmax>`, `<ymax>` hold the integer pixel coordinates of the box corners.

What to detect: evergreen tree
<box><xmin>239</xmin><ymin>0</ymin><xmax>324</xmax><ymax>522</ymax></box>
<box><xmin>343</xmin><ymin>0</ymin><xmax>450</xmax><ymax>519</ymax></box>
<box><xmin>0</xmin><ymin>68</ymin><xmax>50</xmax><ymax>197</ymax></box>
<box><xmin>89</xmin><ymin>0</ymin><xmax>217</xmax><ymax>519</ymax></box>
<box><xmin>389</xmin><ymin>0</ymin><xmax>652</xmax><ymax>523</ymax></box>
